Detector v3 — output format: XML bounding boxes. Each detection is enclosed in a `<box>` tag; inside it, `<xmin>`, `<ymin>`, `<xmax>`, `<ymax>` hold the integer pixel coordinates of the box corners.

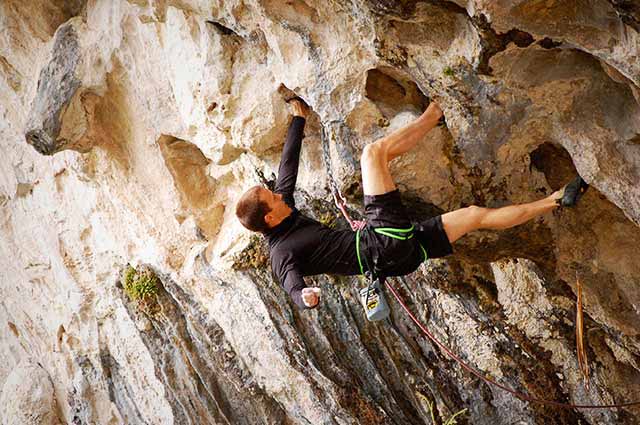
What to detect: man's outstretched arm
<box><xmin>274</xmin><ymin>99</ymin><xmax>310</xmax><ymax>206</ymax></box>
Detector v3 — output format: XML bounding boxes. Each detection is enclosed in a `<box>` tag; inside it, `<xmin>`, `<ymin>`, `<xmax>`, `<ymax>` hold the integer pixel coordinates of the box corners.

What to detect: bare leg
<box><xmin>361</xmin><ymin>103</ymin><xmax>443</xmax><ymax>196</ymax></box>
<box><xmin>442</xmin><ymin>190</ymin><xmax>562</xmax><ymax>244</ymax></box>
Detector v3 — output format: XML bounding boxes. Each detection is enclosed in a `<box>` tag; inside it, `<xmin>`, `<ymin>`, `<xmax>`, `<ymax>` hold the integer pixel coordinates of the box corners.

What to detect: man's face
<box><xmin>258</xmin><ymin>187</ymin><xmax>290</xmax><ymax>226</ymax></box>
<box><xmin>258</xmin><ymin>187</ymin><xmax>280</xmax><ymax>210</ymax></box>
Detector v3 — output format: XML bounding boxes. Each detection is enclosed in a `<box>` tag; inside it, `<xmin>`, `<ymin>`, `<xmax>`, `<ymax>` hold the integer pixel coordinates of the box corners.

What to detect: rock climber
<box><xmin>235</xmin><ymin>97</ymin><xmax>588</xmax><ymax>309</ymax></box>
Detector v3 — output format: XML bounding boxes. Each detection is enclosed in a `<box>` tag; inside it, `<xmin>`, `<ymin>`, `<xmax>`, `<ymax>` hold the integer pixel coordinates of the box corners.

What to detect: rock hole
<box><xmin>503</xmin><ymin>29</ymin><xmax>535</xmax><ymax>48</ymax></box>
<box><xmin>206</xmin><ymin>20</ymin><xmax>239</xmax><ymax>37</ymax></box>
<box><xmin>538</xmin><ymin>37</ymin><xmax>563</xmax><ymax>49</ymax></box>
<box><xmin>529</xmin><ymin>142</ymin><xmax>576</xmax><ymax>190</ymax></box>
<box><xmin>57</xmin><ymin>324</ymin><xmax>66</xmax><ymax>349</ymax></box>
<box><xmin>364</xmin><ymin>67</ymin><xmax>428</xmax><ymax>118</ymax></box>
<box><xmin>342</xmin><ymin>181</ymin><xmax>361</xmax><ymax>199</ymax></box>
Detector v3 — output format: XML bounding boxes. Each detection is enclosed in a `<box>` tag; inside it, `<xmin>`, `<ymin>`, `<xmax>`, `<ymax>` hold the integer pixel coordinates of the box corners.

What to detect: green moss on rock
<box><xmin>122</xmin><ymin>265</ymin><xmax>159</xmax><ymax>302</ymax></box>
<box><xmin>232</xmin><ymin>235</ymin><xmax>269</xmax><ymax>270</ymax></box>
<box><xmin>317</xmin><ymin>211</ymin><xmax>338</xmax><ymax>229</ymax></box>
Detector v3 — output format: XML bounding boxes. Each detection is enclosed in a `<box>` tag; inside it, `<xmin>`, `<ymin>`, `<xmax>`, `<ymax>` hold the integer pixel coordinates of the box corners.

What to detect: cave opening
<box><xmin>364</xmin><ymin>67</ymin><xmax>429</xmax><ymax>118</ymax></box>
<box><xmin>529</xmin><ymin>142</ymin><xmax>576</xmax><ymax>190</ymax></box>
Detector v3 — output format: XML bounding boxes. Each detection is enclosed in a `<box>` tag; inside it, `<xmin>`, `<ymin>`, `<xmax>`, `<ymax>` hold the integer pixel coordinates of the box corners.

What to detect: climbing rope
<box><xmin>322</xmin><ymin>120</ymin><xmax>640</xmax><ymax>410</ymax></box>
<box><xmin>384</xmin><ymin>280</ymin><xmax>640</xmax><ymax>410</ymax></box>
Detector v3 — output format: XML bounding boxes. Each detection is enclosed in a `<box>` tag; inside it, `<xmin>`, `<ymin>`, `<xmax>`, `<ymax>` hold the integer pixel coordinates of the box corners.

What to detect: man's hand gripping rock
<box><xmin>301</xmin><ymin>287</ymin><xmax>320</xmax><ymax>308</ymax></box>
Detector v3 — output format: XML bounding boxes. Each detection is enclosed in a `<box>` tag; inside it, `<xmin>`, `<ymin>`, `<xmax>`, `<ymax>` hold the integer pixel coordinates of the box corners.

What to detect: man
<box><xmin>235</xmin><ymin>98</ymin><xmax>587</xmax><ymax>309</ymax></box>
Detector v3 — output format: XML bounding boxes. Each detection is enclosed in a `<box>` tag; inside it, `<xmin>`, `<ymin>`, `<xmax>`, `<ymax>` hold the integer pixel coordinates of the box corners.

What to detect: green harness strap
<box><xmin>356</xmin><ymin>225</ymin><xmax>428</xmax><ymax>275</ymax></box>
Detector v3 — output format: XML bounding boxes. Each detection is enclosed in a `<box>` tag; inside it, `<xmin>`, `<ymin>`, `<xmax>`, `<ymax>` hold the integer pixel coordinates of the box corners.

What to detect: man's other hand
<box><xmin>289</xmin><ymin>98</ymin><xmax>310</xmax><ymax>119</ymax></box>
<box><xmin>301</xmin><ymin>287</ymin><xmax>320</xmax><ymax>307</ymax></box>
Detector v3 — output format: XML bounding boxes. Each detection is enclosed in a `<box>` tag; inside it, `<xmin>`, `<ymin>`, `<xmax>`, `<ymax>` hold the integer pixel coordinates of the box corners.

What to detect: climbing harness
<box><xmin>322</xmin><ymin>121</ymin><xmax>640</xmax><ymax>410</ymax></box>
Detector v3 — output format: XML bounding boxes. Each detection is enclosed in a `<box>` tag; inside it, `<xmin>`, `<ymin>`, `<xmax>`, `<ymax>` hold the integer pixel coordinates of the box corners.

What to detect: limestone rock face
<box><xmin>1</xmin><ymin>1</ymin><xmax>639</xmax><ymax>424</ymax></box>
<box><xmin>0</xmin><ymin>360</ymin><xmax>61</xmax><ymax>425</ymax></box>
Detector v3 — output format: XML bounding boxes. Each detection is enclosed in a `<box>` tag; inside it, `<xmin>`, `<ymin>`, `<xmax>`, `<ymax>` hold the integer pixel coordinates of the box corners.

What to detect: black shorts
<box><xmin>360</xmin><ymin>189</ymin><xmax>453</xmax><ymax>276</ymax></box>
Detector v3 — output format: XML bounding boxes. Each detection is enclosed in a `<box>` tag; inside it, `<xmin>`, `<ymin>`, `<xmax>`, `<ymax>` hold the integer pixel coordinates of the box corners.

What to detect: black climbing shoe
<box><xmin>557</xmin><ymin>175</ymin><xmax>589</xmax><ymax>207</ymax></box>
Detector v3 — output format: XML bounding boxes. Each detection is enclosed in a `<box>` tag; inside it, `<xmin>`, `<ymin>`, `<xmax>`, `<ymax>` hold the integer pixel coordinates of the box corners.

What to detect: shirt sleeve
<box><xmin>282</xmin><ymin>267</ymin><xmax>312</xmax><ymax>310</ymax></box>
<box><xmin>272</xmin><ymin>250</ymin><xmax>317</xmax><ymax>310</ymax></box>
<box><xmin>274</xmin><ymin>116</ymin><xmax>306</xmax><ymax>208</ymax></box>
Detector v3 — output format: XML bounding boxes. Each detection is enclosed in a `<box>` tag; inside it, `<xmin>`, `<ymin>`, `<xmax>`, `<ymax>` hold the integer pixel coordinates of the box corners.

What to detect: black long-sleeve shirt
<box><xmin>265</xmin><ymin>116</ymin><xmax>360</xmax><ymax>309</ymax></box>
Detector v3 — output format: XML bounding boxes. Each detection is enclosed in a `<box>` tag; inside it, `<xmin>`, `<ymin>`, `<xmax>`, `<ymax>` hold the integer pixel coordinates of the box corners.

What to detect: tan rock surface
<box><xmin>1</xmin><ymin>1</ymin><xmax>639</xmax><ymax>424</ymax></box>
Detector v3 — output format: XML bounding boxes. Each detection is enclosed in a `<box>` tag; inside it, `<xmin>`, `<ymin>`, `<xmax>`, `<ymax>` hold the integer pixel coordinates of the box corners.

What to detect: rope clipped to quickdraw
<box><xmin>320</xmin><ymin>123</ymin><xmax>366</xmax><ymax>231</ymax></box>
<box><xmin>254</xmin><ymin>167</ymin><xmax>275</xmax><ymax>191</ymax></box>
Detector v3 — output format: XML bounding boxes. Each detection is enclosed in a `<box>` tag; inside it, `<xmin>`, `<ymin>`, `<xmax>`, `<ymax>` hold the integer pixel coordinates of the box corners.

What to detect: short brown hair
<box><xmin>235</xmin><ymin>186</ymin><xmax>272</xmax><ymax>233</ymax></box>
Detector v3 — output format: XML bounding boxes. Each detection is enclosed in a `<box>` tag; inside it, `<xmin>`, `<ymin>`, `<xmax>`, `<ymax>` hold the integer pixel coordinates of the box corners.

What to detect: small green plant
<box><xmin>443</xmin><ymin>66</ymin><xmax>455</xmax><ymax>77</ymax></box>
<box><xmin>232</xmin><ymin>235</ymin><xmax>269</xmax><ymax>270</ymax></box>
<box><xmin>123</xmin><ymin>265</ymin><xmax>159</xmax><ymax>301</ymax></box>
<box><xmin>428</xmin><ymin>400</ymin><xmax>467</xmax><ymax>425</ymax></box>
<box><xmin>419</xmin><ymin>392</ymin><xmax>467</xmax><ymax>425</ymax></box>
<box><xmin>317</xmin><ymin>211</ymin><xmax>338</xmax><ymax>229</ymax></box>
<box><xmin>443</xmin><ymin>408</ymin><xmax>467</xmax><ymax>425</ymax></box>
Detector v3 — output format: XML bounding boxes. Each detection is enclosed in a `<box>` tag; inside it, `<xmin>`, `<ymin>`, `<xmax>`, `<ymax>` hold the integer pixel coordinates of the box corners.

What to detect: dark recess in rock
<box><xmin>59</xmin><ymin>0</ymin><xmax>86</xmax><ymax>19</ymax></box>
<box><xmin>365</xmin><ymin>67</ymin><xmax>429</xmax><ymax>116</ymax></box>
<box><xmin>529</xmin><ymin>142</ymin><xmax>576</xmax><ymax>190</ymax></box>
<box><xmin>473</xmin><ymin>14</ymin><xmax>536</xmax><ymax>75</ymax></box>
<box><xmin>503</xmin><ymin>28</ymin><xmax>536</xmax><ymax>48</ymax></box>
<box><xmin>206</xmin><ymin>20</ymin><xmax>240</xmax><ymax>37</ymax></box>
<box><xmin>538</xmin><ymin>37</ymin><xmax>563</xmax><ymax>49</ymax></box>
<box><xmin>609</xmin><ymin>0</ymin><xmax>640</xmax><ymax>31</ymax></box>
<box><xmin>629</xmin><ymin>133</ymin><xmax>640</xmax><ymax>144</ymax></box>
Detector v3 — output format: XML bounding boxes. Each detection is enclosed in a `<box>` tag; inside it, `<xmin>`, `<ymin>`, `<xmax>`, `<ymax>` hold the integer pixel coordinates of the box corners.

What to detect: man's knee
<box><xmin>465</xmin><ymin>205</ymin><xmax>487</xmax><ymax>227</ymax></box>
<box><xmin>442</xmin><ymin>205</ymin><xmax>487</xmax><ymax>244</ymax></box>
<box><xmin>361</xmin><ymin>140</ymin><xmax>387</xmax><ymax>164</ymax></box>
